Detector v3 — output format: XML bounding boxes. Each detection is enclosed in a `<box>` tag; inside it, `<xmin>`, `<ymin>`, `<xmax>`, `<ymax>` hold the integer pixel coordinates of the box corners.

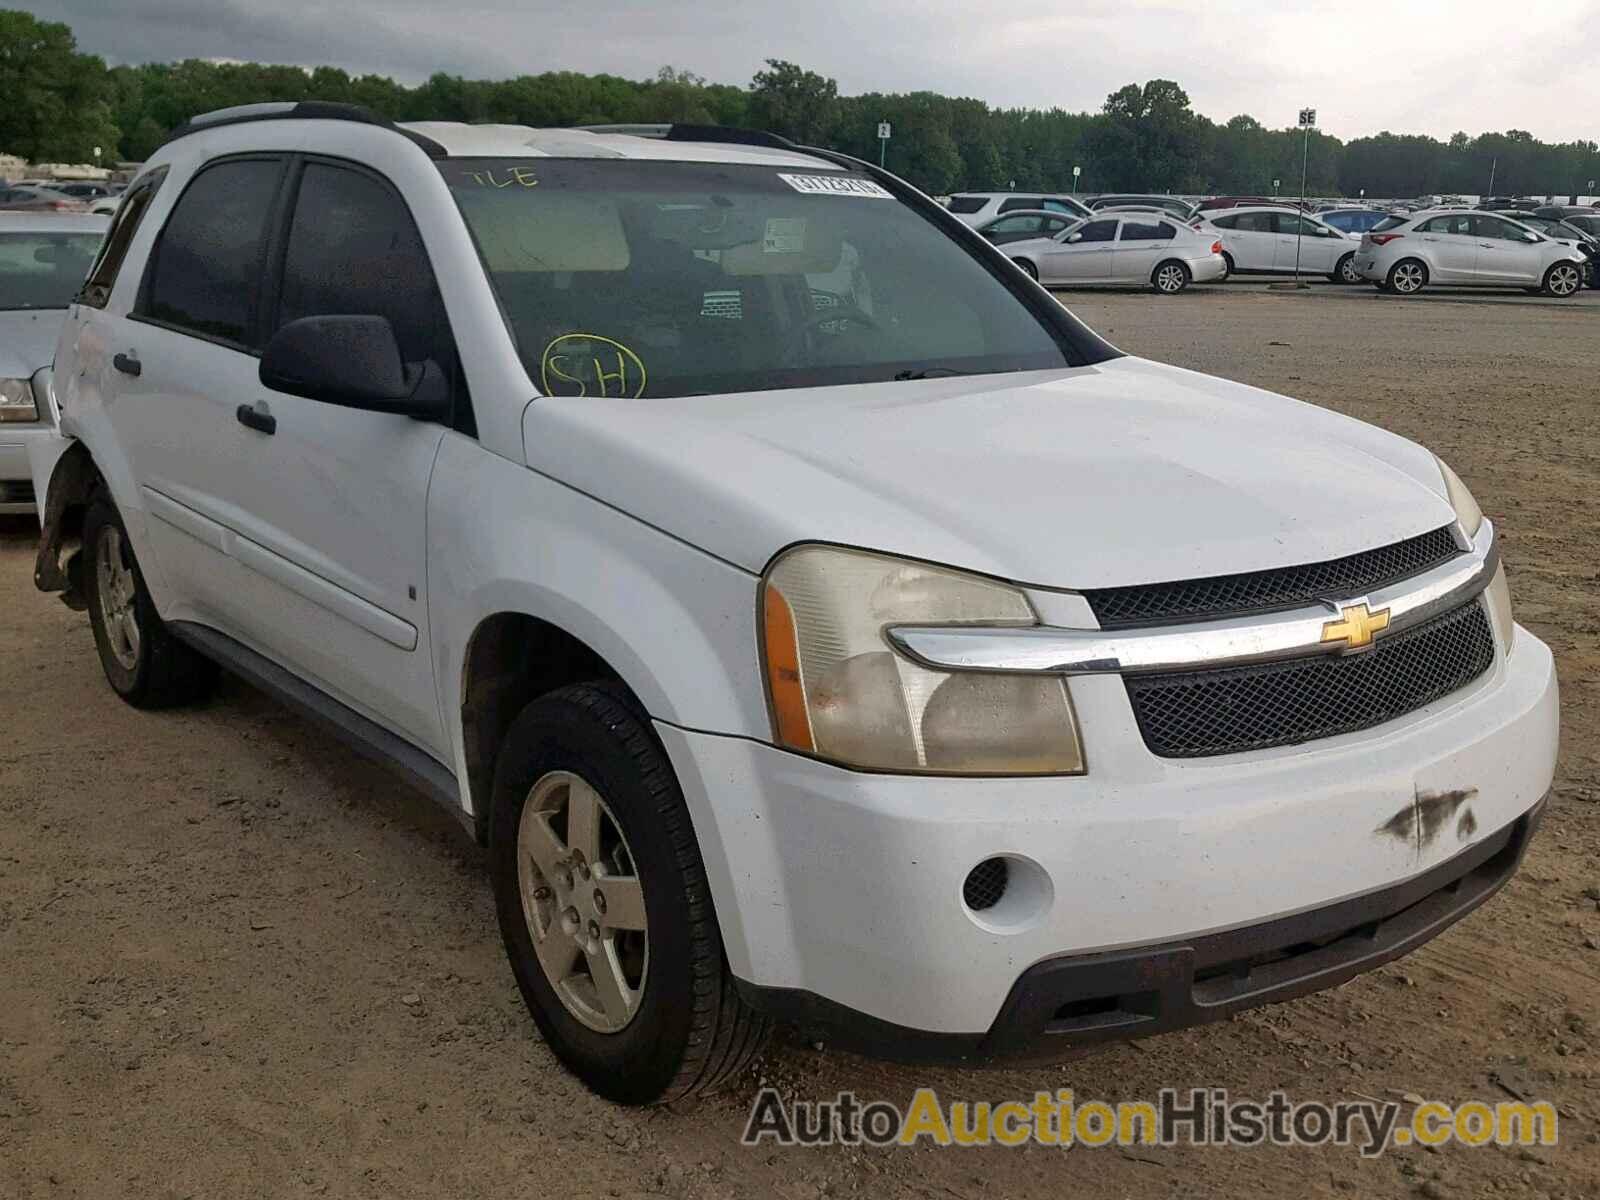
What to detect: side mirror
<box><xmin>1066</xmin><ymin>232</ymin><xmax>1084</xmax><ymax>244</ymax></box>
<box><xmin>1523</xmin><ymin>231</ymin><xmax>1541</xmax><ymax>243</ymax></box>
<box><xmin>260</xmin><ymin>315</ymin><xmax>449</xmax><ymax>418</ymax></box>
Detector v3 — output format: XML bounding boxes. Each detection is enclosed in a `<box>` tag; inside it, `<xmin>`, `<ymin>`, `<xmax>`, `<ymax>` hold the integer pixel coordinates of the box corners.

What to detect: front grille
<box><xmin>1126</xmin><ymin>600</ymin><xmax>1495</xmax><ymax>758</ymax></box>
<box><xmin>0</xmin><ymin>480</ymin><xmax>34</xmax><ymax>505</ymax></box>
<box><xmin>1085</xmin><ymin>526</ymin><xmax>1461</xmax><ymax>628</ymax></box>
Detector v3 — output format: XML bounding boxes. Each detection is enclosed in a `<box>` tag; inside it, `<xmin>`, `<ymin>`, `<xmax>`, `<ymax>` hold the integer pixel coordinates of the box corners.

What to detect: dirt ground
<box><xmin>2</xmin><ymin>284</ymin><xmax>1596</xmax><ymax>1199</ymax></box>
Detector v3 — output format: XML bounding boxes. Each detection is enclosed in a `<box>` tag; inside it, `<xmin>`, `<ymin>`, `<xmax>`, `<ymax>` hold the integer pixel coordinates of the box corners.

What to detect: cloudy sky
<box><xmin>29</xmin><ymin>0</ymin><xmax>1600</xmax><ymax>142</ymax></box>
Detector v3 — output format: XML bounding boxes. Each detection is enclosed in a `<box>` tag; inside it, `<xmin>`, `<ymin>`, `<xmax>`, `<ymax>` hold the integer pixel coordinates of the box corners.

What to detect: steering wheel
<box><xmin>779</xmin><ymin>302</ymin><xmax>882</xmax><ymax>365</ymax></box>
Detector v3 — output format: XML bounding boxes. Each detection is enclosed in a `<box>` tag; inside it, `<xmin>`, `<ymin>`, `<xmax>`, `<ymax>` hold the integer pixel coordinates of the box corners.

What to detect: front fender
<box><xmin>426</xmin><ymin>437</ymin><xmax>771</xmax><ymax>803</ymax></box>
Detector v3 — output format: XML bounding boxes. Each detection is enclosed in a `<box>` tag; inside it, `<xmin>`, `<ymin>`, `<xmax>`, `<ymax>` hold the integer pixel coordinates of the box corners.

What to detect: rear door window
<box><xmin>137</xmin><ymin>158</ymin><xmax>284</xmax><ymax>349</ymax></box>
<box><xmin>1074</xmin><ymin>219</ymin><xmax>1119</xmax><ymax>242</ymax></box>
<box><xmin>80</xmin><ymin>167</ymin><xmax>167</xmax><ymax>308</ymax></box>
<box><xmin>945</xmin><ymin>196</ymin><xmax>987</xmax><ymax>214</ymax></box>
<box><xmin>999</xmin><ymin>197</ymin><xmax>1045</xmax><ymax>214</ymax></box>
<box><xmin>1118</xmin><ymin>221</ymin><xmax>1169</xmax><ymax>241</ymax></box>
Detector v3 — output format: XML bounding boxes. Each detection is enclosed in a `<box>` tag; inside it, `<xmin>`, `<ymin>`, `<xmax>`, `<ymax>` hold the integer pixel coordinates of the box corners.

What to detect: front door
<box><xmin>1471</xmin><ymin>214</ymin><xmax>1545</xmax><ymax>284</ymax></box>
<box><xmin>1038</xmin><ymin>217</ymin><xmax>1118</xmax><ymax>283</ymax></box>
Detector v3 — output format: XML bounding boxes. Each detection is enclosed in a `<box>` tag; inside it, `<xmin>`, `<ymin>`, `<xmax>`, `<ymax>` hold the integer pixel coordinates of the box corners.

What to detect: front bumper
<box><xmin>658</xmin><ymin>622</ymin><xmax>1557</xmax><ymax>1044</ymax></box>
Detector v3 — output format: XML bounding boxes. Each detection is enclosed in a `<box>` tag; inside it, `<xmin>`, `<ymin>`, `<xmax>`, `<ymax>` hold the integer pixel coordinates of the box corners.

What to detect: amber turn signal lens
<box><xmin>761</xmin><ymin>582</ymin><xmax>814</xmax><ymax>752</ymax></box>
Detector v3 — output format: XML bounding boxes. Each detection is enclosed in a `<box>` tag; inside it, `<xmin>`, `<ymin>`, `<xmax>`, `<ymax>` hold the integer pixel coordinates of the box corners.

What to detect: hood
<box><xmin>522</xmin><ymin>356</ymin><xmax>1457</xmax><ymax>589</ymax></box>
<box><xmin>0</xmin><ymin>309</ymin><xmax>67</xmax><ymax>379</ymax></box>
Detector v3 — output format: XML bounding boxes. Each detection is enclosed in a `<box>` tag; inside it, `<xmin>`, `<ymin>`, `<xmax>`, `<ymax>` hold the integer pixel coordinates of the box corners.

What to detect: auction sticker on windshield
<box><xmin>777</xmin><ymin>173</ymin><xmax>893</xmax><ymax>199</ymax></box>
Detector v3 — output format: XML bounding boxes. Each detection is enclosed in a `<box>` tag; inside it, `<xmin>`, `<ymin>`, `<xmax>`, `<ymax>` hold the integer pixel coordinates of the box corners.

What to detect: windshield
<box><xmin>441</xmin><ymin>158</ymin><xmax>1090</xmax><ymax>399</ymax></box>
<box><xmin>0</xmin><ymin>231</ymin><xmax>103</xmax><ymax>310</ymax></box>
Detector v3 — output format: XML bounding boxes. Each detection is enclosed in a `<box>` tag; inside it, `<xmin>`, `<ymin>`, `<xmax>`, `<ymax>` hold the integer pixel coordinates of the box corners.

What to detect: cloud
<box><xmin>25</xmin><ymin>0</ymin><xmax>1600</xmax><ymax>142</ymax></box>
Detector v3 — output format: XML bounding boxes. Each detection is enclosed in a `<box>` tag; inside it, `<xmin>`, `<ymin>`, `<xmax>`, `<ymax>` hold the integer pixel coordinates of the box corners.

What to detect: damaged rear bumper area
<box><xmin>745</xmin><ymin>800</ymin><xmax>1544</xmax><ymax>1063</ymax></box>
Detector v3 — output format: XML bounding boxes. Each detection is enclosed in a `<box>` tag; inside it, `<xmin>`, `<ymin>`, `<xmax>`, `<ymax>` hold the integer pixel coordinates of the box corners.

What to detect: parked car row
<box><xmin>959</xmin><ymin>193</ymin><xmax>1593</xmax><ymax>297</ymax></box>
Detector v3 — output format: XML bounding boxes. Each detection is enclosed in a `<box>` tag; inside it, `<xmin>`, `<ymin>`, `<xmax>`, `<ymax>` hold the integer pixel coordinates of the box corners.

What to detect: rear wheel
<box><xmin>1387</xmin><ymin>258</ymin><xmax>1428</xmax><ymax>295</ymax></box>
<box><xmin>489</xmin><ymin>683</ymin><xmax>769</xmax><ymax>1104</ymax></box>
<box><xmin>1333</xmin><ymin>252</ymin><xmax>1361</xmax><ymax>284</ymax></box>
<box><xmin>1152</xmin><ymin>259</ymin><xmax>1190</xmax><ymax>294</ymax></box>
<box><xmin>1541</xmin><ymin>261</ymin><xmax>1582</xmax><ymax>297</ymax></box>
<box><xmin>1013</xmin><ymin>258</ymin><xmax>1038</xmax><ymax>282</ymax></box>
<box><xmin>1220</xmin><ymin>251</ymin><xmax>1235</xmax><ymax>280</ymax></box>
<box><xmin>83</xmin><ymin>495</ymin><xmax>216</xmax><ymax>708</ymax></box>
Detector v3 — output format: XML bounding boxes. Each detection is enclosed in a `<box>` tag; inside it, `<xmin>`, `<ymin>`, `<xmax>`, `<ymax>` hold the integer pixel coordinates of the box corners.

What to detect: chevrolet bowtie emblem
<box><xmin>1320</xmin><ymin>601</ymin><xmax>1392</xmax><ymax>651</ymax></box>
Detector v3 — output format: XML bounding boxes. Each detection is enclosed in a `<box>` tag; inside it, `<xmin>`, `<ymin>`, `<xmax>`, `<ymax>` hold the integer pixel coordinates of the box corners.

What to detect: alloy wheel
<box><xmin>516</xmin><ymin>770</ymin><xmax>648</xmax><ymax>1033</ymax></box>
<box><xmin>1392</xmin><ymin>262</ymin><xmax>1426</xmax><ymax>294</ymax></box>
<box><xmin>1155</xmin><ymin>263</ymin><xmax>1187</xmax><ymax>293</ymax></box>
<box><xmin>1547</xmin><ymin>263</ymin><xmax>1581</xmax><ymax>296</ymax></box>
<box><xmin>1339</xmin><ymin>255</ymin><xmax>1361</xmax><ymax>283</ymax></box>
<box><xmin>95</xmin><ymin>525</ymin><xmax>141</xmax><ymax>670</ymax></box>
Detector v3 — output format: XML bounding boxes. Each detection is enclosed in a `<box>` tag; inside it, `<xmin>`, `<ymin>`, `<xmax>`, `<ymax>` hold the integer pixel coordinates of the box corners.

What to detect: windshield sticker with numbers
<box><xmin>776</xmin><ymin>174</ymin><xmax>893</xmax><ymax>199</ymax></box>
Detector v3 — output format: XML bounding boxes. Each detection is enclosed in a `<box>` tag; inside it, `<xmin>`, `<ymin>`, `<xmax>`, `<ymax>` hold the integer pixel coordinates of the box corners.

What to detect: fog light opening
<box><xmin>963</xmin><ymin>857</ymin><xmax>1010</xmax><ymax>911</ymax></box>
<box><xmin>961</xmin><ymin>854</ymin><xmax>1054</xmax><ymax>934</ymax></box>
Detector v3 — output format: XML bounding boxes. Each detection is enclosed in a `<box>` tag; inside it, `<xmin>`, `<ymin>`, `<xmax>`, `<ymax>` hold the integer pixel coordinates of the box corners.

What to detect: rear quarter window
<box><xmin>945</xmin><ymin>196</ymin><xmax>987</xmax><ymax>214</ymax></box>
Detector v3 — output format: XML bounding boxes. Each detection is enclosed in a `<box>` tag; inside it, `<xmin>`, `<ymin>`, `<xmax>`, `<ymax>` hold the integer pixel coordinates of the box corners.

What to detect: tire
<box><xmin>1386</xmin><ymin>258</ymin><xmax>1428</xmax><ymax>295</ymax></box>
<box><xmin>83</xmin><ymin>494</ymin><xmax>217</xmax><ymax>708</ymax></box>
<box><xmin>1013</xmin><ymin>258</ymin><xmax>1038</xmax><ymax>282</ymax></box>
<box><xmin>1220</xmin><ymin>252</ymin><xmax>1235</xmax><ymax>281</ymax></box>
<box><xmin>1332</xmin><ymin>252</ymin><xmax>1361</xmax><ymax>284</ymax></box>
<box><xmin>489</xmin><ymin>682</ymin><xmax>769</xmax><ymax>1105</ymax></box>
<box><xmin>1541</xmin><ymin>261</ymin><xmax>1583</xmax><ymax>298</ymax></box>
<box><xmin>1152</xmin><ymin>259</ymin><xmax>1190</xmax><ymax>294</ymax></box>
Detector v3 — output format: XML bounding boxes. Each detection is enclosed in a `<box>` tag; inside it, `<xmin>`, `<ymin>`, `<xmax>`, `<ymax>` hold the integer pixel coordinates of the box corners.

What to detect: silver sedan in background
<box><xmin>1004</xmin><ymin>213</ymin><xmax>1226</xmax><ymax>293</ymax></box>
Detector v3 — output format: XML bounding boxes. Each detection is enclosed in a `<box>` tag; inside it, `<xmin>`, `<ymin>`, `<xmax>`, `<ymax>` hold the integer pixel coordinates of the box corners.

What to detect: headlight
<box><xmin>760</xmin><ymin>545</ymin><xmax>1084</xmax><ymax>774</ymax></box>
<box><xmin>1433</xmin><ymin>455</ymin><xmax>1482</xmax><ymax>538</ymax></box>
<box><xmin>0</xmin><ymin>378</ymin><xmax>36</xmax><ymax>422</ymax></box>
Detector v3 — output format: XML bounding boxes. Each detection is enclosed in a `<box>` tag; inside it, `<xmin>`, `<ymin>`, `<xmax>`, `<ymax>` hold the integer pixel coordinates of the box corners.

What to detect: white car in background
<box><xmin>1204</xmin><ymin>206</ymin><xmax>1360</xmax><ymax>282</ymax></box>
<box><xmin>944</xmin><ymin>191</ymin><xmax>1092</xmax><ymax>226</ymax></box>
<box><xmin>0</xmin><ymin>212</ymin><xmax>107</xmax><ymax>513</ymax></box>
<box><xmin>1358</xmin><ymin>210</ymin><xmax>1588</xmax><ymax>296</ymax></box>
<box><xmin>1005</xmin><ymin>212</ymin><xmax>1226</xmax><ymax>292</ymax></box>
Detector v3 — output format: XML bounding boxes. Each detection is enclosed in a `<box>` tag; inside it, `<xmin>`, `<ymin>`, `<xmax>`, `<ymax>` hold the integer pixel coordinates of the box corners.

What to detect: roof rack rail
<box><xmin>159</xmin><ymin>101</ymin><xmax>446</xmax><ymax>159</ymax></box>
<box><xmin>577</xmin><ymin>123</ymin><xmax>799</xmax><ymax>152</ymax></box>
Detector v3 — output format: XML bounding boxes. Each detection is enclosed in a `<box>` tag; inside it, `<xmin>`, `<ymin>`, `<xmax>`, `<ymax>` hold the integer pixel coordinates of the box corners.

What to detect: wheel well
<box><xmin>459</xmin><ymin>613</ymin><xmax>633</xmax><ymax>844</ymax></box>
<box><xmin>34</xmin><ymin>440</ymin><xmax>104</xmax><ymax>610</ymax></box>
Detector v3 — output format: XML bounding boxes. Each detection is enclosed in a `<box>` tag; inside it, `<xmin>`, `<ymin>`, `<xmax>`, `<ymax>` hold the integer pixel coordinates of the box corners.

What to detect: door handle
<box><xmin>236</xmin><ymin>402</ymin><xmax>276</xmax><ymax>436</ymax></box>
<box><xmin>112</xmin><ymin>352</ymin><xmax>141</xmax><ymax>376</ymax></box>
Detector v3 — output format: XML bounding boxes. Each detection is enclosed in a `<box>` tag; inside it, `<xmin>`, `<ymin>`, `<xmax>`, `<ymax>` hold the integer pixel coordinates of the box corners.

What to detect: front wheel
<box><xmin>83</xmin><ymin>495</ymin><xmax>216</xmax><ymax>708</ymax></box>
<box><xmin>489</xmin><ymin>683</ymin><xmax>769</xmax><ymax>1104</ymax></box>
<box><xmin>1333</xmin><ymin>252</ymin><xmax>1361</xmax><ymax>284</ymax></box>
<box><xmin>1386</xmin><ymin>258</ymin><xmax>1428</xmax><ymax>295</ymax></box>
<box><xmin>1541</xmin><ymin>261</ymin><xmax>1583</xmax><ymax>297</ymax></box>
<box><xmin>1152</xmin><ymin>259</ymin><xmax>1190</xmax><ymax>294</ymax></box>
<box><xmin>1013</xmin><ymin>258</ymin><xmax>1038</xmax><ymax>282</ymax></box>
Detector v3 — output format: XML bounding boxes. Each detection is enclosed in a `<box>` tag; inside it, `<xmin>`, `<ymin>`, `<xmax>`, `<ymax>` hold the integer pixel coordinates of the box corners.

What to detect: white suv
<box><xmin>32</xmin><ymin>103</ymin><xmax>1558</xmax><ymax>1105</ymax></box>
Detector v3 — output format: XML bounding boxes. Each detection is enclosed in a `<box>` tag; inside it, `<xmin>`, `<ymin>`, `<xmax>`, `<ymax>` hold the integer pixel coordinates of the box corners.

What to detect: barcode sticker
<box><xmin>777</xmin><ymin>173</ymin><xmax>893</xmax><ymax>199</ymax></box>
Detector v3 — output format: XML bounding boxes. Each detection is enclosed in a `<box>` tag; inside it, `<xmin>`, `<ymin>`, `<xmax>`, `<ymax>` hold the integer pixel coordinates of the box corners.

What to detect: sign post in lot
<box><xmin>877</xmin><ymin>121</ymin><xmax>891</xmax><ymax>168</ymax></box>
<box><xmin>1294</xmin><ymin>108</ymin><xmax>1316</xmax><ymax>285</ymax></box>
<box><xmin>1072</xmin><ymin>164</ymin><xmax>1081</xmax><ymax>194</ymax></box>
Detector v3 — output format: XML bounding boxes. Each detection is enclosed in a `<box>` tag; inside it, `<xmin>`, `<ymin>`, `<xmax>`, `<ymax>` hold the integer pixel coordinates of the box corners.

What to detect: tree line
<box><xmin>5</xmin><ymin>8</ymin><xmax>1597</xmax><ymax>201</ymax></box>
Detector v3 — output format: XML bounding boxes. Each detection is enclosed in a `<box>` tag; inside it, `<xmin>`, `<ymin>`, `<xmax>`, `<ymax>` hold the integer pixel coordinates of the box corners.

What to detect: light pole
<box><xmin>1293</xmin><ymin>107</ymin><xmax>1316</xmax><ymax>285</ymax></box>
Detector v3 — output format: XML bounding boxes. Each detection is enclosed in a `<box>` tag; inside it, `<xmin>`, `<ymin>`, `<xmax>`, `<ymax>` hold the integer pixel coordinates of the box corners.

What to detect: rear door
<box><xmin>1114</xmin><ymin>218</ymin><xmax>1175</xmax><ymax>283</ymax></box>
<box><xmin>1471</xmin><ymin>214</ymin><xmax>1544</xmax><ymax>284</ymax></box>
<box><xmin>1215</xmin><ymin>211</ymin><xmax>1276</xmax><ymax>270</ymax></box>
<box><xmin>1037</xmin><ymin>217</ymin><xmax>1118</xmax><ymax>283</ymax></box>
<box><xmin>111</xmin><ymin>156</ymin><xmax>289</xmax><ymax>623</ymax></box>
<box><xmin>1272</xmin><ymin>212</ymin><xmax>1341</xmax><ymax>272</ymax></box>
<box><xmin>1414</xmin><ymin>214</ymin><xmax>1477</xmax><ymax>281</ymax></box>
<box><xmin>980</xmin><ymin>214</ymin><xmax>1051</xmax><ymax>246</ymax></box>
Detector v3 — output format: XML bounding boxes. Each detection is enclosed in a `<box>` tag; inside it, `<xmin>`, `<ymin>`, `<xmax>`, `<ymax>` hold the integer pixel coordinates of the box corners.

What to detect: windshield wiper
<box><xmin>892</xmin><ymin>366</ymin><xmax>965</xmax><ymax>381</ymax></box>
